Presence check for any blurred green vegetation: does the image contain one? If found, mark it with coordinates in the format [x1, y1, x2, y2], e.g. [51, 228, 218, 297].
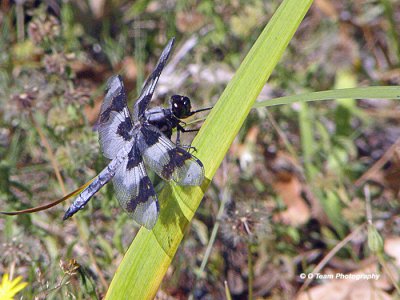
[1, 0, 400, 299]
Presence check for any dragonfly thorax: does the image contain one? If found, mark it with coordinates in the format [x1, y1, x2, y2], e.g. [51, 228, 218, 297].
[144, 106, 179, 139]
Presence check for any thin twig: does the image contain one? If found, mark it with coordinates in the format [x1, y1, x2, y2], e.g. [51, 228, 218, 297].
[355, 137, 400, 188]
[247, 243, 254, 300]
[377, 253, 400, 294]
[265, 109, 299, 161]
[200, 178, 229, 273]
[364, 185, 373, 225]
[16, 1, 24, 42]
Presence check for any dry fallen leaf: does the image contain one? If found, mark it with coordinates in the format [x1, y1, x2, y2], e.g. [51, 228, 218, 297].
[89, 0, 106, 19]
[384, 237, 400, 269]
[267, 152, 311, 226]
[176, 10, 205, 33]
[314, 0, 339, 20]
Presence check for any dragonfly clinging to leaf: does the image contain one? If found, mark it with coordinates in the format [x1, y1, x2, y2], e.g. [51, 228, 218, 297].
[1, 37, 211, 230]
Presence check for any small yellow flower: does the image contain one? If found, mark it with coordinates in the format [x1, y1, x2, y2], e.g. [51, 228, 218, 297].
[0, 274, 28, 300]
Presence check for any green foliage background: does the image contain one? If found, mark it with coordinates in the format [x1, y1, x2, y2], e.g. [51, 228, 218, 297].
[1, 0, 400, 299]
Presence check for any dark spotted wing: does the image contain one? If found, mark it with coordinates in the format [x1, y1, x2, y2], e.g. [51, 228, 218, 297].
[98, 75, 134, 159]
[137, 124, 204, 186]
[112, 141, 159, 229]
[133, 38, 175, 121]
[63, 144, 130, 220]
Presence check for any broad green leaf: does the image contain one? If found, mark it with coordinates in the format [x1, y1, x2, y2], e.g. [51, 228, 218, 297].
[105, 0, 313, 299]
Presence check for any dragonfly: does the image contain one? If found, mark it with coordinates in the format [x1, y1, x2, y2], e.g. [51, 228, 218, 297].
[1, 37, 210, 229]
[144, 94, 212, 146]
[61, 37, 208, 229]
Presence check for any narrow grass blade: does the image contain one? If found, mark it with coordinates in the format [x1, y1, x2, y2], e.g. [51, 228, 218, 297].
[253, 86, 400, 108]
[105, 0, 313, 299]
[225, 281, 233, 300]
[299, 102, 315, 179]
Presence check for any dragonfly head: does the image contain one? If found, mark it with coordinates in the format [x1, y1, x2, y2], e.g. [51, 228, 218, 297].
[170, 95, 192, 119]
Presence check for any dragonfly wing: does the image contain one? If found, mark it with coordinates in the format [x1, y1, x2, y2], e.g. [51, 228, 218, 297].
[133, 38, 175, 120]
[98, 75, 134, 159]
[112, 142, 159, 229]
[137, 124, 204, 186]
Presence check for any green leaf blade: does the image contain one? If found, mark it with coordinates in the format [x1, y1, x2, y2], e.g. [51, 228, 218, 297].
[197, 0, 314, 180]
[254, 86, 400, 108]
[105, 0, 313, 299]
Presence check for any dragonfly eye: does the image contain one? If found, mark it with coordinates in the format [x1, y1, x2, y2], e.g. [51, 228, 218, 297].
[170, 95, 192, 118]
